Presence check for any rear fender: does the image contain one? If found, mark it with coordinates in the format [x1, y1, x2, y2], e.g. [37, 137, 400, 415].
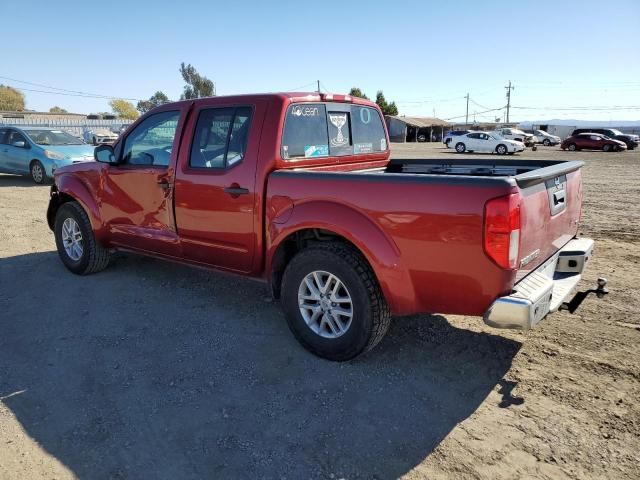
[52, 174, 107, 242]
[267, 201, 415, 314]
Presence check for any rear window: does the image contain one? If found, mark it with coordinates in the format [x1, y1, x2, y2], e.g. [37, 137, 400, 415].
[281, 103, 387, 159]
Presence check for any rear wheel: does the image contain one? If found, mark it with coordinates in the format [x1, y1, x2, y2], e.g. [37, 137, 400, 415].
[455, 142, 466, 153]
[54, 202, 111, 275]
[281, 243, 390, 361]
[30, 160, 47, 184]
[603, 144, 611, 152]
[568, 143, 577, 151]
[496, 144, 508, 155]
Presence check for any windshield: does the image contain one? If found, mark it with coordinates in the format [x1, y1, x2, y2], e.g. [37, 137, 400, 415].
[608, 129, 623, 136]
[25, 129, 84, 145]
[534, 130, 547, 136]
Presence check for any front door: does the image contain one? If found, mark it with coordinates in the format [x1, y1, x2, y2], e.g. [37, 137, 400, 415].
[99, 108, 186, 256]
[173, 100, 266, 273]
[4, 130, 31, 173]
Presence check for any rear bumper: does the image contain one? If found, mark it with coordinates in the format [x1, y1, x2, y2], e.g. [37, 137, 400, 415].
[484, 237, 594, 329]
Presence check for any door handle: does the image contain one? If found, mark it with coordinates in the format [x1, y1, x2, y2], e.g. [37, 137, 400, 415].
[224, 186, 249, 196]
[157, 179, 171, 190]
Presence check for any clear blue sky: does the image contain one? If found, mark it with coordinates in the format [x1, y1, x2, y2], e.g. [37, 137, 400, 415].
[3, 0, 639, 121]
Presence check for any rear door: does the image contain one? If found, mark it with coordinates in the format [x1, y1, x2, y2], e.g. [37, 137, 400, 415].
[173, 99, 267, 272]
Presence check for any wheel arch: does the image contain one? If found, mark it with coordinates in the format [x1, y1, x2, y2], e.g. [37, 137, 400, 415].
[267, 201, 414, 315]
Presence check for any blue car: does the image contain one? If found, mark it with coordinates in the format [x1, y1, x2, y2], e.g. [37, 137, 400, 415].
[0, 126, 95, 184]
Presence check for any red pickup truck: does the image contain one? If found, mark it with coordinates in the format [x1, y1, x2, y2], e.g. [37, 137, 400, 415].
[47, 93, 604, 360]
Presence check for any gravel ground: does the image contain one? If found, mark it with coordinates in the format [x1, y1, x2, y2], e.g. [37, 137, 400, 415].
[0, 143, 638, 479]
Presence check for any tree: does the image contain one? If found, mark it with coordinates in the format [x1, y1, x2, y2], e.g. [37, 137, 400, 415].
[179, 62, 215, 99]
[49, 106, 68, 114]
[375, 90, 398, 116]
[109, 99, 139, 120]
[136, 91, 170, 114]
[348, 87, 369, 100]
[0, 85, 25, 111]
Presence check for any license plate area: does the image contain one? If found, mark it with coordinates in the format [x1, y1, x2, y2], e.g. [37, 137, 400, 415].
[546, 174, 567, 216]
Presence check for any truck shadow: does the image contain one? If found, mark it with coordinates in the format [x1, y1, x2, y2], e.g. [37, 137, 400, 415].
[0, 174, 48, 188]
[0, 252, 522, 480]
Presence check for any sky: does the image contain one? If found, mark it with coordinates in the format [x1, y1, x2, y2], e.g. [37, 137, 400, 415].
[3, 0, 640, 122]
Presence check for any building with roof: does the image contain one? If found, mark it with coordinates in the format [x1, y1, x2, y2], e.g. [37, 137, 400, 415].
[385, 116, 450, 143]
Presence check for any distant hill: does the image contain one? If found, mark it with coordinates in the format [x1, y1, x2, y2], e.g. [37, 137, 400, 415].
[519, 119, 640, 127]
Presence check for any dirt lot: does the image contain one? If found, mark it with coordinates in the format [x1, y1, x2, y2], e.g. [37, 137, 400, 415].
[1, 143, 638, 479]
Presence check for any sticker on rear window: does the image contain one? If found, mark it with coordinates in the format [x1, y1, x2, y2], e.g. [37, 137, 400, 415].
[304, 145, 329, 157]
[354, 143, 373, 154]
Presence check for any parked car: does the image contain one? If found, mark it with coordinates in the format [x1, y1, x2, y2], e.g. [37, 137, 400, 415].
[47, 93, 602, 360]
[494, 128, 536, 147]
[0, 126, 95, 184]
[83, 128, 118, 146]
[571, 128, 638, 150]
[561, 133, 627, 152]
[524, 129, 561, 146]
[452, 132, 524, 155]
[443, 129, 472, 147]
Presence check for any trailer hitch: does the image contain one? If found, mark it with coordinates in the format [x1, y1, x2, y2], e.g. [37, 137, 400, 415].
[559, 277, 609, 314]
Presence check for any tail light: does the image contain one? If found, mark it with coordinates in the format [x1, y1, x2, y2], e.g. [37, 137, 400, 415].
[484, 193, 521, 269]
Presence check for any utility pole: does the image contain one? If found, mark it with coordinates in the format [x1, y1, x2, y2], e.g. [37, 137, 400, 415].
[465, 93, 469, 126]
[317, 80, 321, 93]
[505, 80, 514, 123]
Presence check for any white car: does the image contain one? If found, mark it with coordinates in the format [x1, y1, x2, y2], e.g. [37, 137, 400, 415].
[493, 128, 535, 147]
[83, 128, 118, 146]
[527, 129, 561, 146]
[452, 132, 525, 155]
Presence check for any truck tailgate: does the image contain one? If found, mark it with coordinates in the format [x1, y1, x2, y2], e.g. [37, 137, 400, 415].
[515, 166, 582, 281]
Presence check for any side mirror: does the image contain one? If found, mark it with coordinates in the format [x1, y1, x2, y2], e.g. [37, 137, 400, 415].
[95, 144, 117, 164]
[12, 141, 27, 148]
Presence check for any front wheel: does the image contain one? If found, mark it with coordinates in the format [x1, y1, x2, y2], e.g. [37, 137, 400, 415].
[30, 160, 47, 184]
[603, 144, 612, 152]
[54, 202, 111, 275]
[496, 144, 508, 155]
[568, 143, 577, 151]
[281, 243, 390, 361]
[543, 138, 551, 146]
[455, 142, 466, 153]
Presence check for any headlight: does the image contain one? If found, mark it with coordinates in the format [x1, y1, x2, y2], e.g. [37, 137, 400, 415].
[44, 150, 66, 160]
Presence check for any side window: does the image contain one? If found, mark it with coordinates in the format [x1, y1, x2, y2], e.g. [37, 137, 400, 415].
[7, 131, 28, 147]
[468, 133, 481, 139]
[122, 110, 180, 167]
[351, 106, 387, 153]
[282, 104, 328, 159]
[0, 128, 8, 145]
[189, 106, 252, 169]
[591, 135, 600, 141]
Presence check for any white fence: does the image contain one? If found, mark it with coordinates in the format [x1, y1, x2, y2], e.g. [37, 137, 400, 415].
[0, 118, 134, 137]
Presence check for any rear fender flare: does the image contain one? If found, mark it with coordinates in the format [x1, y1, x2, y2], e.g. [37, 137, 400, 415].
[267, 201, 415, 314]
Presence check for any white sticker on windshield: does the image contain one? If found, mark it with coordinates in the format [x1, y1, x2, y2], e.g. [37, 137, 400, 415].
[329, 114, 349, 147]
[381, 138, 387, 150]
[304, 145, 329, 157]
[354, 143, 373, 154]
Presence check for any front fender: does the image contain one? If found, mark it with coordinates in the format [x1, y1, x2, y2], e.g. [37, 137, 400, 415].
[53, 173, 107, 242]
[267, 200, 416, 315]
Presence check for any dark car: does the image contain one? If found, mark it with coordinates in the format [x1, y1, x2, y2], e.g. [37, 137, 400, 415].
[571, 128, 638, 150]
[443, 129, 472, 146]
[561, 133, 627, 152]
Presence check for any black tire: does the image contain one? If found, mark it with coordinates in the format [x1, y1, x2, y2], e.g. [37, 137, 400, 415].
[281, 243, 391, 361]
[496, 144, 508, 155]
[92, 136, 98, 146]
[603, 144, 611, 152]
[568, 143, 577, 151]
[543, 138, 551, 146]
[455, 142, 466, 153]
[445, 138, 451, 146]
[54, 202, 110, 275]
[30, 160, 47, 184]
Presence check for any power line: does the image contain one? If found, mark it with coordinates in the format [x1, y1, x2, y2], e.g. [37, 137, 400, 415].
[0, 75, 142, 101]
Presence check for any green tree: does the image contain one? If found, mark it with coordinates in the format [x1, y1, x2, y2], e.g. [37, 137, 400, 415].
[375, 91, 398, 116]
[348, 87, 369, 100]
[49, 106, 68, 114]
[179, 63, 215, 99]
[109, 99, 139, 120]
[136, 91, 170, 114]
[0, 85, 25, 111]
